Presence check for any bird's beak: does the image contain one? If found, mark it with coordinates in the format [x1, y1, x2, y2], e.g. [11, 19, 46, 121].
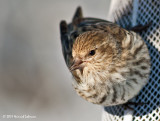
[70, 59, 84, 71]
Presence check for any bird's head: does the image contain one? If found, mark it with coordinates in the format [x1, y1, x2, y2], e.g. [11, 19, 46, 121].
[70, 31, 117, 74]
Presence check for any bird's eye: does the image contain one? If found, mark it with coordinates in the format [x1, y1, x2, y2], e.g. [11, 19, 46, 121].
[89, 50, 95, 56]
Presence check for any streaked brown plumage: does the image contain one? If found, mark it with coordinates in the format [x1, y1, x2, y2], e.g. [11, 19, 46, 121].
[60, 7, 150, 106]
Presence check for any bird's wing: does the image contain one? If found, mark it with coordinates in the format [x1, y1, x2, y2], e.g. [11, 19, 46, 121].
[60, 6, 126, 68]
[60, 7, 83, 68]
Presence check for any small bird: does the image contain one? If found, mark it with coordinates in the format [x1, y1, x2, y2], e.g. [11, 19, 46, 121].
[60, 7, 150, 106]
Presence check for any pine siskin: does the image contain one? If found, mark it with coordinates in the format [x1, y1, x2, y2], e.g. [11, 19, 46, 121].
[60, 7, 150, 106]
